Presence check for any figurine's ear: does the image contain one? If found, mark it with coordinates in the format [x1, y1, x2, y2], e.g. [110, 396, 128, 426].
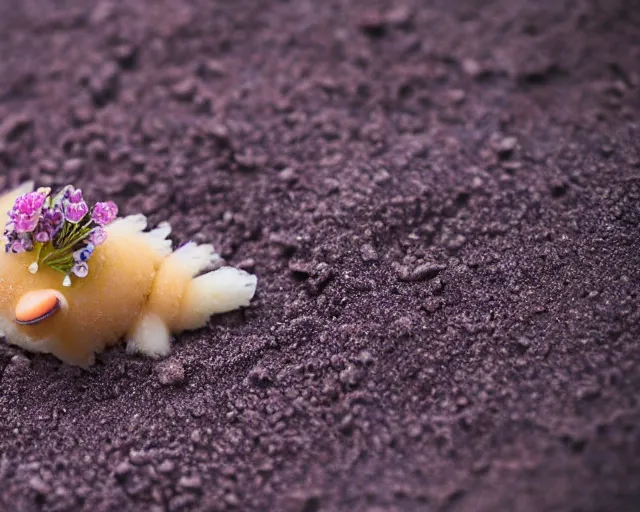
[14, 289, 67, 327]
[0, 181, 34, 223]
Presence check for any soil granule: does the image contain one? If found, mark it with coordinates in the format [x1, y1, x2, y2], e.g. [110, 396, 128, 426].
[1, 1, 639, 511]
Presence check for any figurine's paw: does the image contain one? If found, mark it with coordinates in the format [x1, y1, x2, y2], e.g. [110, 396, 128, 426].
[126, 313, 171, 358]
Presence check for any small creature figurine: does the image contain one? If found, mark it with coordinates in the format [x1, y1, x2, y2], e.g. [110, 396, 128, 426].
[0, 182, 257, 367]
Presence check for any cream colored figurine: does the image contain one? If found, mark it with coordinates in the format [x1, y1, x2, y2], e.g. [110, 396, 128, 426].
[0, 182, 257, 367]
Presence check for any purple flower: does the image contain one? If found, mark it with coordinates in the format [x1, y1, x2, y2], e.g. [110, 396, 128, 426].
[69, 188, 84, 204]
[89, 226, 107, 246]
[4, 222, 16, 240]
[3, 223, 18, 251]
[92, 201, 118, 225]
[65, 201, 89, 223]
[10, 241, 25, 253]
[31, 207, 59, 244]
[42, 207, 65, 236]
[72, 262, 89, 278]
[20, 235, 34, 251]
[10, 191, 48, 233]
[73, 243, 95, 263]
[34, 230, 50, 243]
[57, 185, 89, 223]
[43, 207, 64, 225]
[4, 224, 34, 253]
[10, 239, 27, 253]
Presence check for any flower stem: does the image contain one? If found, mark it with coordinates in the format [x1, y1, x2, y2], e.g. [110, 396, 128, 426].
[33, 242, 43, 263]
[42, 226, 91, 265]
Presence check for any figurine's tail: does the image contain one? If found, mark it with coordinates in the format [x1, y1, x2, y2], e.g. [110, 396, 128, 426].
[177, 266, 257, 331]
[146, 240, 257, 334]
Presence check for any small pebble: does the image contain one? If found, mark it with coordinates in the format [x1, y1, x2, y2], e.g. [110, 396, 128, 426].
[423, 298, 443, 314]
[11, 354, 31, 369]
[462, 58, 482, 78]
[398, 263, 446, 282]
[448, 89, 466, 104]
[224, 493, 240, 507]
[171, 78, 198, 102]
[407, 424, 423, 439]
[385, 5, 412, 26]
[339, 365, 362, 386]
[360, 244, 379, 262]
[197, 59, 226, 79]
[235, 147, 269, 169]
[156, 360, 185, 386]
[63, 158, 84, 174]
[157, 460, 176, 474]
[114, 461, 132, 481]
[495, 137, 518, 158]
[203, 121, 229, 143]
[237, 258, 256, 271]
[71, 104, 95, 126]
[357, 350, 374, 365]
[179, 474, 202, 491]
[29, 476, 51, 495]
[339, 414, 354, 434]
[87, 139, 108, 160]
[129, 450, 148, 465]
[278, 167, 298, 184]
[113, 43, 139, 69]
[576, 386, 601, 401]
[248, 366, 272, 388]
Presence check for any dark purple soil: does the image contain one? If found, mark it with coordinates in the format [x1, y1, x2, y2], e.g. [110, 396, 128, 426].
[1, 1, 639, 511]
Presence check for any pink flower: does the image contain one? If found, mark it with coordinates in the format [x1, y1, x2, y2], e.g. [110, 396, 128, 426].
[92, 201, 118, 225]
[10, 191, 47, 233]
[65, 201, 89, 223]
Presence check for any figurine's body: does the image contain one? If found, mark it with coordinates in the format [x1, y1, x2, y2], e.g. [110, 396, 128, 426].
[0, 182, 257, 367]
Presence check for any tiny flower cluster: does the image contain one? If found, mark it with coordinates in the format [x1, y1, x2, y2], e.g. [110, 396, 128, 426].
[4, 185, 118, 286]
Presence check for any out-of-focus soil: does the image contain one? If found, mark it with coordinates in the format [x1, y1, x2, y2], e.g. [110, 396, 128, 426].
[1, 0, 639, 510]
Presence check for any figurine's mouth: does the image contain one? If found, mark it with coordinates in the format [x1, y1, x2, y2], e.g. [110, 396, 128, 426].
[14, 289, 65, 326]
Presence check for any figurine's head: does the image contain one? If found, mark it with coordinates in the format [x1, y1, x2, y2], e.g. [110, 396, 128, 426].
[0, 183, 120, 361]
